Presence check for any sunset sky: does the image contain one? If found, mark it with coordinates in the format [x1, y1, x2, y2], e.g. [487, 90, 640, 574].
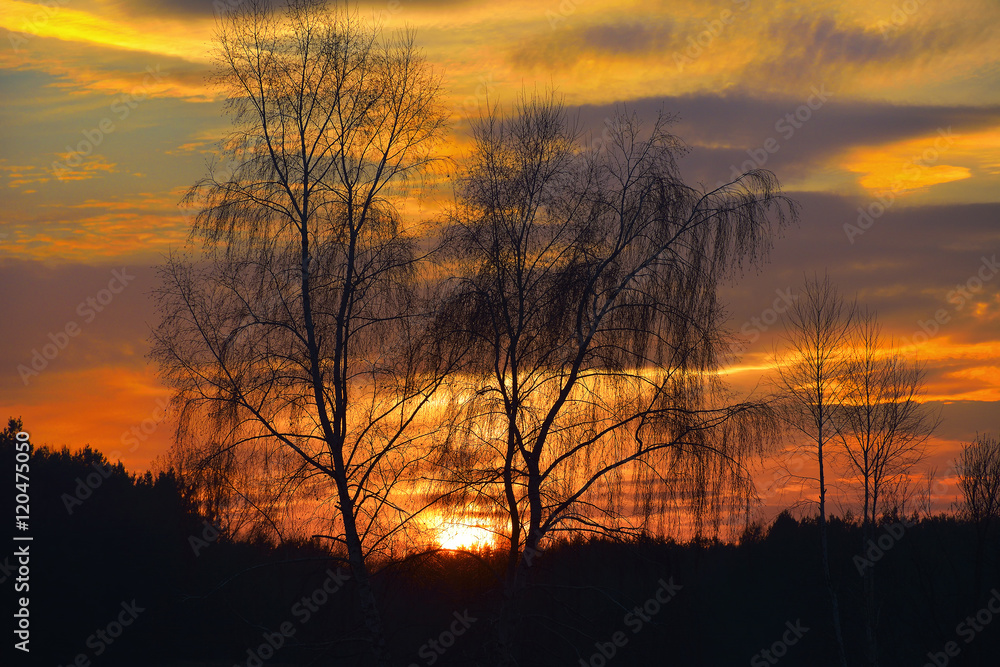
[2, 0, 998, 517]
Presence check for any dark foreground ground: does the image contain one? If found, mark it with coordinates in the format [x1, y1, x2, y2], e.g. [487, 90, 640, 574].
[3, 436, 999, 667]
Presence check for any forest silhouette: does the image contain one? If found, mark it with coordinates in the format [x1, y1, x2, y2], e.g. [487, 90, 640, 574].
[8, 1, 999, 666]
[3, 418, 999, 666]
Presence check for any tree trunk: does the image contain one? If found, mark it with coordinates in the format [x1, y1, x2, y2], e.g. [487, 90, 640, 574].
[495, 425, 523, 667]
[862, 519, 878, 667]
[301, 226, 391, 667]
[344, 512, 393, 667]
[818, 432, 849, 667]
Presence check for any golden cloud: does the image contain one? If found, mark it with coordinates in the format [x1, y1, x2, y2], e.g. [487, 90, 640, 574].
[839, 127, 1000, 196]
[1, 0, 215, 62]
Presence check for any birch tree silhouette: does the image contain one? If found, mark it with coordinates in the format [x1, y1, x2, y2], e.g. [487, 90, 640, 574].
[151, 2, 450, 663]
[956, 433, 1000, 605]
[836, 311, 937, 667]
[772, 274, 853, 667]
[435, 93, 797, 599]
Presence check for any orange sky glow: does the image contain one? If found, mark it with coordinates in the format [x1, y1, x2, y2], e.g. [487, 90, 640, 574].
[2, 0, 999, 541]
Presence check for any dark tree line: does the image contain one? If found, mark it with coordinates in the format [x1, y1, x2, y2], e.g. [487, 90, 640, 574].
[5, 415, 1000, 666]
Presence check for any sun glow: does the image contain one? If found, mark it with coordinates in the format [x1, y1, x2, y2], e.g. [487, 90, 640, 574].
[436, 522, 495, 551]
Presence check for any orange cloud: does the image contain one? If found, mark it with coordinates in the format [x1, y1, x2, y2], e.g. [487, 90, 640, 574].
[48, 153, 118, 182]
[1, 160, 51, 188]
[841, 128, 974, 195]
[3, 190, 191, 262]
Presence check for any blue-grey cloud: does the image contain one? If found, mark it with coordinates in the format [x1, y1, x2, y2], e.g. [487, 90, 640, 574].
[564, 94, 1000, 190]
[509, 19, 675, 70]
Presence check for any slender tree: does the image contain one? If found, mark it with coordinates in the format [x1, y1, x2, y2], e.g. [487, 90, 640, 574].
[837, 310, 937, 667]
[956, 433, 1000, 597]
[151, 2, 450, 663]
[434, 94, 795, 661]
[771, 274, 852, 667]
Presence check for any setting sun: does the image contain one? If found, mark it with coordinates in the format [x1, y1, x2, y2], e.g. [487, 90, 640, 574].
[436, 522, 495, 551]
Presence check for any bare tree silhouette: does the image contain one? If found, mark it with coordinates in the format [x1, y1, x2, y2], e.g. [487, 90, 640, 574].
[772, 273, 853, 667]
[956, 433, 1000, 598]
[836, 310, 938, 667]
[433, 93, 796, 660]
[151, 1, 451, 663]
